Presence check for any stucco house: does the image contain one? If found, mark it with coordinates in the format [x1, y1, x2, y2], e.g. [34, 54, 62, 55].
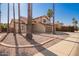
[9, 16, 52, 33]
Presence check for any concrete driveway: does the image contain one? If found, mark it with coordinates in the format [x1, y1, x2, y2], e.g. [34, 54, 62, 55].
[34, 32, 79, 56]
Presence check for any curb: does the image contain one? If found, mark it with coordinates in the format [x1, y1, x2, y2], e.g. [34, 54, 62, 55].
[0, 38, 55, 48]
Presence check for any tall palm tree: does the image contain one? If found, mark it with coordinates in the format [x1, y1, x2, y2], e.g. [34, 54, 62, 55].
[52, 3, 55, 34]
[0, 3, 1, 32]
[0, 3, 1, 23]
[13, 3, 16, 34]
[7, 3, 9, 33]
[18, 3, 21, 34]
[26, 3, 33, 40]
[47, 3, 55, 34]
[72, 17, 78, 30]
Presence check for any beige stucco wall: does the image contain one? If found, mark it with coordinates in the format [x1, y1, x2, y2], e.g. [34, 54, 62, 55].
[15, 23, 45, 33]
[20, 24, 27, 33]
[33, 23, 45, 33]
[15, 23, 18, 33]
[15, 24, 27, 33]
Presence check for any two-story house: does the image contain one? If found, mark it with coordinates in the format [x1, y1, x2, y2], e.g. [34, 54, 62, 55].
[9, 16, 52, 33]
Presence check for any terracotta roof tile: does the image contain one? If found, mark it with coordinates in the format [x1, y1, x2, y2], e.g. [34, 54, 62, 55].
[9, 16, 50, 28]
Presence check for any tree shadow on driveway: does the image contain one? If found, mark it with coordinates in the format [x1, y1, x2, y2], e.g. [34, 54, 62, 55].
[0, 33, 9, 42]
[20, 33, 57, 56]
[0, 49, 9, 56]
[13, 33, 19, 56]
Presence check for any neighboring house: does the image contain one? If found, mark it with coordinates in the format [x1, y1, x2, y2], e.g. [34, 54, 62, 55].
[9, 16, 52, 33]
[55, 21, 74, 32]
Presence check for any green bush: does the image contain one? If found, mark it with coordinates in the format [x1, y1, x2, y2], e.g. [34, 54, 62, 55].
[0, 23, 8, 32]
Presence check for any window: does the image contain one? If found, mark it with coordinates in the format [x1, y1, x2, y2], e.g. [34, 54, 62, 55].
[43, 19, 46, 23]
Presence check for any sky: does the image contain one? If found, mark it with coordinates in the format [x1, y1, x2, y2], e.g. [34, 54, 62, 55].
[0, 3, 53, 23]
[55, 3, 79, 26]
[0, 3, 79, 26]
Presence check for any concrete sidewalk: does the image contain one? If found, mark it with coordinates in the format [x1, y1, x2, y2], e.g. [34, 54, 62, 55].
[34, 32, 79, 56]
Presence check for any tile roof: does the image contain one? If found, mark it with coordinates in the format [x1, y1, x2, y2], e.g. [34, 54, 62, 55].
[10, 15, 49, 24]
[34, 16, 50, 20]
[9, 16, 50, 28]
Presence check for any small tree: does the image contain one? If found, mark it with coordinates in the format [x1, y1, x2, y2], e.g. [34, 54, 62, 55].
[0, 23, 8, 32]
[0, 24, 2, 32]
[72, 17, 78, 31]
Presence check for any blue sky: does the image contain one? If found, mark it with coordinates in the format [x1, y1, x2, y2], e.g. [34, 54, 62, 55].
[55, 3, 79, 26]
[0, 3, 53, 23]
[0, 3, 79, 26]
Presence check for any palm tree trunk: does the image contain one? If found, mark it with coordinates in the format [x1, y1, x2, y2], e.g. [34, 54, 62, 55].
[18, 3, 21, 34]
[27, 3, 32, 33]
[0, 3, 1, 32]
[26, 3, 33, 40]
[52, 3, 55, 34]
[0, 3, 1, 23]
[7, 3, 9, 33]
[13, 3, 16, 35]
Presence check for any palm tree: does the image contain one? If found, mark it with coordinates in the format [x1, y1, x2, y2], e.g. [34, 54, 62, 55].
[7, 3, 9, 33]
[47, 9, 53, 19]
[72, 17, 78, 31]
[52, 3, 56, 34]
[0, 3, 1, 23]
[26, 3, 33, 40]
[0, 3, 1, 32]
[47, 3, 55, 34]
[13, 3, 16, 34]
[18, 3, 21, 34]
[47, 9, 53, 33]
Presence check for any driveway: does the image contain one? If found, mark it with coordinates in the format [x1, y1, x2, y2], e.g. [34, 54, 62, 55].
[34, 32, 79, 56]
[0, 32, 67, 56]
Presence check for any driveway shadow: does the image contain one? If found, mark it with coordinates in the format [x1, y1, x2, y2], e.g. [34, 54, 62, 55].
[0, 33, 9, 42]
[13, 33, 19, 56]
[20, 33, 57, 56]
[13, 33, 33, 56]
[0, 49, 9, 56]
